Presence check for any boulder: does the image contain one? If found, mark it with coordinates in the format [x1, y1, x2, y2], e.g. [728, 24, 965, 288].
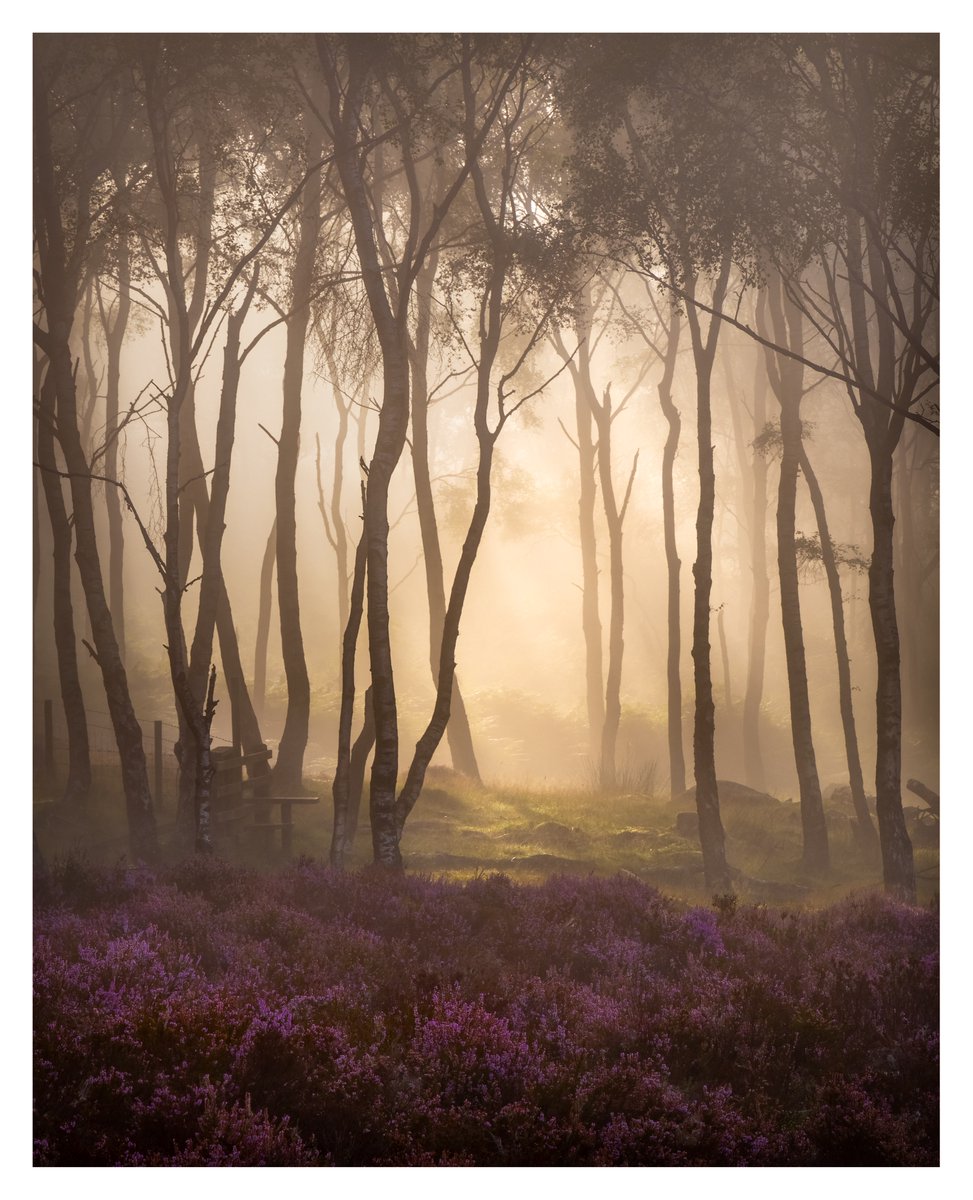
[673, 780, 782, 812]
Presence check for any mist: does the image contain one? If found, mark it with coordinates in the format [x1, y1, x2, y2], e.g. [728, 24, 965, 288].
[32, 30, 939, 1169]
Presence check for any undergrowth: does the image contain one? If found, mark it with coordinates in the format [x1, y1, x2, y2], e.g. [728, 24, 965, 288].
[34, 855, 938, 1166]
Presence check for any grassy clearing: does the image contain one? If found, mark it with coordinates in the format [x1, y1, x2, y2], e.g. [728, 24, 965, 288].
[35, 763, 939, 908]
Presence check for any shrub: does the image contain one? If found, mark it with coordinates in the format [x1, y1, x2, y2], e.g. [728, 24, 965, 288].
[34, 864, 938, 1166]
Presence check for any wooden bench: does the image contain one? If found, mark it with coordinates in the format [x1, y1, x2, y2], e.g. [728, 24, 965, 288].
[246, 796, 321, 856]
[211, 745, 320, 855]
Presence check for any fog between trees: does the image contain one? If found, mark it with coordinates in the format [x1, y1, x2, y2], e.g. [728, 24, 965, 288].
[33, 34, 938, 899]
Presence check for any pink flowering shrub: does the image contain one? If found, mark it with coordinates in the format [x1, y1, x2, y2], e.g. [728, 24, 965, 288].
[34, 855, 938, 1165]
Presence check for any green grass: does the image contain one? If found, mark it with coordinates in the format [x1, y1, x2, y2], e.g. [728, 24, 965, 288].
[34, 762, 939, 908]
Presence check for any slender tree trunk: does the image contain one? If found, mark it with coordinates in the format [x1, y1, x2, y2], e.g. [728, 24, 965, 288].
[409, 250, 481, 779]
[101, 224, 130, 659]
[742, 344, 769, 790]
[589, 385, 635, 790]
[722, 342, 763, 774]
[37, 376, 91, 805]
[363, 342, 411, 866]
[329, 419, 351, 659]
[215, 587, 265, 754]
[569, 286, 606, 766]
[313, 358, 351, 675]
[778, 421, 829, 871]
[346, 688, 376, 848]
[58, 353, 156, 857]
[322, 48, 407, 868]
[657, 303, 685, 796]
[895, 426, 920, 730]
[78, 279, 99, 458]
[144, 45, 230, 853]
[187, 281, 256, 708]
[33, 69, 157, 859]
[254, 519, 276, 717]
[866, 432, 916, 900]
[395, 436, 496, 830]
[332, 485, 367, 867]
[762, 278, 829, 874]
[685, 260, 732, 893]
[394, 63, 527, 836]
[172, 410, 269, 769]
[394, 288, 503, 831]
[273, 115, 324, 792]
[175, 137, 216, 589]
[178, 423, 266, 759]
[840, 60, 917, 900]
[800, 444, 879, 857]
[320, 35, 510, 864]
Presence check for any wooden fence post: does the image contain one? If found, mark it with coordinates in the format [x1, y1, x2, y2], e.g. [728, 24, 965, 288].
[154, 720, 164, 809]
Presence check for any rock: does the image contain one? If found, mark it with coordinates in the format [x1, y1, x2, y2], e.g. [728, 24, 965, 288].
[674, 780, 781, 812]
[531, 821, 588, 849]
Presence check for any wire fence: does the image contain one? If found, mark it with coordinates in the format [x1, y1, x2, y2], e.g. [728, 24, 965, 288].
[34, 698, 236, 812]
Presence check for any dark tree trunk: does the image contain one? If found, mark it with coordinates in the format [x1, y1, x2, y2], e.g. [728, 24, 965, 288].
[322, 45, 409, 868]
[685, 260, 732, 894]
[742, 343, 769, 790]
[799, 40, 925, 901]
[254, 518, 276, 717]
[331, 486, 368, 868]
[167, 393, 267, 785]
[800, 444, 879, 857]
[33, 67, 157, 860]
[762, 278, 830, 874]
[657, 303, 685, 796]
[394, 59, 530, 837]
[100, 223, 130, 659]
[395, 434, 496, 832]
[215, 586, 265, 755]
[273, 115, 324, 792]
[394, 274, 503, 832]
[143, 46, 238, 853]
[778, 421, 829, 871]
[60, 358, 156, 859]
[409, 249, 481, 780]
[172, 415, 269, 773]
[320, 35, 510, 865]
[895, 427, 920, 730]
[313, 354, 351, 675]
[346, 687, 376, 849]
[866, 434, 916, 900]
[778, 437, 829, 872]
[363, 343, 411, 867]
[187, 281, 256, 713]
[78, 279, 99, 461]
[36, 374, 91, 806]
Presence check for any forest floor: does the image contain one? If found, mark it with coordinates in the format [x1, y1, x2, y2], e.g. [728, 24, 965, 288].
[33, 768, 940, 1166]
[34, 763, 941, 907]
